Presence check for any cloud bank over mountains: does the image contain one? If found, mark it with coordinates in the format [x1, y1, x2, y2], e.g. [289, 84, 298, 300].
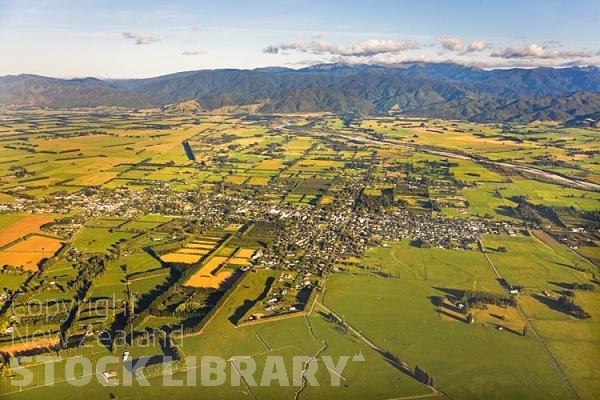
[263, 39, 420, 57]
[264, 36, 598, 68]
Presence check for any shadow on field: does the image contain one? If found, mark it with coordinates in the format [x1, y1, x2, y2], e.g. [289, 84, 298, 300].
[532, 293, 570, 316]
[496, 205, 515, 218]
[427, 295, 442, 307]
[431, 286, 464, 299]
[554, 262, 585, 272]
[136, 269, 181, 312]
[437, 309, 467, 323]
[316, 310, 329, 320]
[124, 355, 163, 374]
[548, 281, 574, 289]
[228, 276, 275, 325]
[375, 349, 418, 380]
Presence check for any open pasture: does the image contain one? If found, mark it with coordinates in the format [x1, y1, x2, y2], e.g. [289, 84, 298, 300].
[71, 227, 136, 253]
[0, 235, 63, 271]
[0, 214, 56, 247]
[323, 240, 575, 399]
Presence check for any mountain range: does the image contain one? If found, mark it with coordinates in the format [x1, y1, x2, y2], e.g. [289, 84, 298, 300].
[2, 62, 600, 122]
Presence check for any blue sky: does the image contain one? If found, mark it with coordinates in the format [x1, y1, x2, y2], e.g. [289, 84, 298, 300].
[1, 0, 599, 78]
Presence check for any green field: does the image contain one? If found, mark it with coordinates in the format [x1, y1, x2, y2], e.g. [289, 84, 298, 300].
[323, 240, 580, 399]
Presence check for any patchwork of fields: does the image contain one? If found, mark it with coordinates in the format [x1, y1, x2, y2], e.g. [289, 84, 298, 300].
[0, 110, 598, 399]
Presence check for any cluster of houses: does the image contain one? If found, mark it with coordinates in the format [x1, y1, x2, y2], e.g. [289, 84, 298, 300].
[2, 151, 523, 301]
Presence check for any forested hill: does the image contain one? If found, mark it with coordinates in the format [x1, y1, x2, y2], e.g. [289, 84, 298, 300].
[2, 63, 600, 122]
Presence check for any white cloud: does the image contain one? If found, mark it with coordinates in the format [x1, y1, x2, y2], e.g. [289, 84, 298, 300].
[438, 37, 464, 52]
[491, 43, 591, 59]
[465, 41, 489, 53]
[263, 38, 419, 57]
[121, 32, 160, 45]
[324, 51, 600, 70]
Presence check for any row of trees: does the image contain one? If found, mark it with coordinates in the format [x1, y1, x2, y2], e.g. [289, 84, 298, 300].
[462, 290, 517, 308]
[562, 282, 595, 291]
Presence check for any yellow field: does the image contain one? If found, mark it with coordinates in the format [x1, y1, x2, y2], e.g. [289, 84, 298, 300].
[159, 236, 222, 264]
[184, 256, 233, 288]
[234, 137, 264, 146]
[247, 176, 270, 185]
[254, 159, 284, 170]
[228, 258, 251, 266]
[201, 236, 223, 241]
[160, 252, 203, 264]
[235, 248, 255, 258]
[177, 248, 210, 255]
[0, 336, 61, 357]
[224, 175, 247, 185]
[386, 171, 406, 178]
[200, 256, 229, 273]
[377, 149, 398, 158]
[188, 241, 218, 247]
[284, 138, 313, 152]
[0, 193, 15, 203]
[0, 235, 63, 271]
[185, 243, 214, 249]
[472, 304, 525, 332]
[0, 215, 56, 247]
[70, 171, 120, 186]
[185, 270, 235, 289]
[319, 195, 334, 205]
